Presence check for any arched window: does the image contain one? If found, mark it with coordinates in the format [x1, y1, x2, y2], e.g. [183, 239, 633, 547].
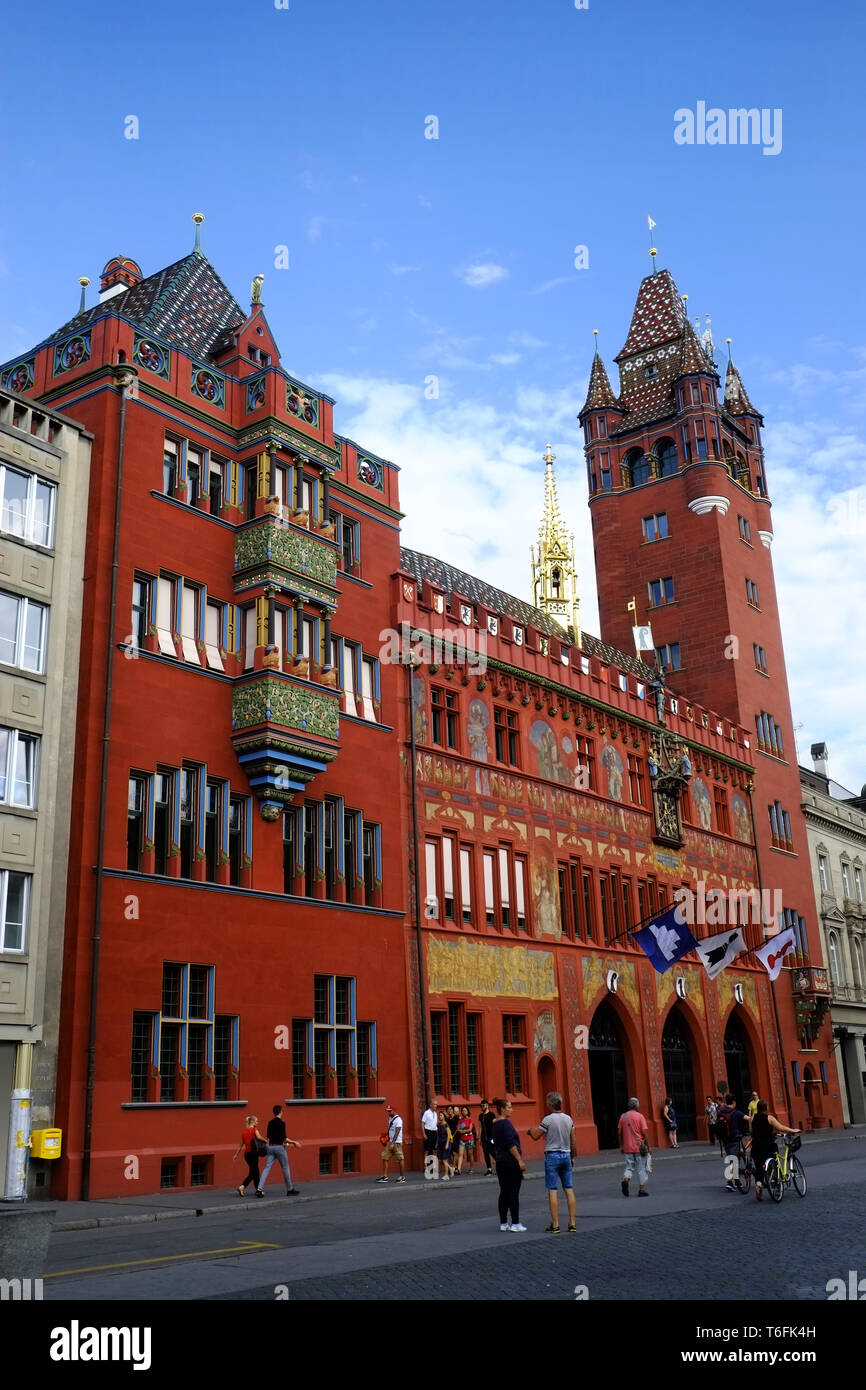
[828, 931, 843, 986]
[657, 439, 678, 477]
[625, 448, 650, 486]
[552, 568, 561, 598]
[853, 938, 864, 990]
[723, 447, 737, 479]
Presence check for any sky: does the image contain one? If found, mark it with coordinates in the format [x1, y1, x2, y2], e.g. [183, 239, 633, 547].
[2, 0, 865, 790]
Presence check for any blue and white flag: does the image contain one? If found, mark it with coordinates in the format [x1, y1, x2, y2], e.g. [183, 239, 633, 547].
[634, 905, 698, 974]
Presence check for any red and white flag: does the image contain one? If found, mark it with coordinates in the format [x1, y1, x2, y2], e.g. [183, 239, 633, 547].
[755, 927, 796, 981]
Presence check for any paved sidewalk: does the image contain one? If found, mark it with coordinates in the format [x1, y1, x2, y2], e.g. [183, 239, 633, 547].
[34, 1128, 862, 1232]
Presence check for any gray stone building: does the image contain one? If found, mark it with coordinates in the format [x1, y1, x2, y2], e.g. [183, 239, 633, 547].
[0, 387, 91, 1196]
[801, 743, 866, 1125]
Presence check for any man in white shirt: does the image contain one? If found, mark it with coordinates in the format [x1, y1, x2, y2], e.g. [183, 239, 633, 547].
[421, 1099, 438, 1177]
[378, 1103, 406, 1183]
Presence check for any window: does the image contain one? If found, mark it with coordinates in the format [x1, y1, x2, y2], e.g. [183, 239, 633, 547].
[503, 1016, 526, 1094]
[855, 867, 864, 903]
[136, 962, 237, 1103]
[499, 846, 511, 927]
[0, 591, 48, 673]
[583, 869, 596, 940]
[460, 847, 473, 924]
[179, 767, 198, 878]
[600, 459, 612, 492]
[208, 456, 224, 513]
[204, 781, 221, 883]
[643, 363, 658, 381]
[515, 856, 527, 931]
[626, 449, 651, 487]
[180, 584, 200, 664]
[647, 576, 675, 607]
[431, 1003, 482, 1097]
[228, 796, 244, 886]
[657, 441, 677, 477]
[333, 513, 360, 571]
[575, 735, 595, 790]
[131, 577, 150, 651]
[599, 873, 612, 943]
[204, 600, 224, 670]
[431, 687, 458, 749]
[340, 640, 359, 717]
[853, 938, 864, 989]
[779, 907, 808, 960]
[841, 862, 852, 901]
[642, 512, 668, 543]
[163, 439, 179, 496]
[343, 807, 359, 898]
[154, 770, 173, 876]
[738, 515, 752, 543]
[0, 728, 39, 808]
[483, 851, 496, 927]
[127, 774, 147, 871]
[768, 800, 793, 851]
[828, 931, 842, 986]
[361, 657, 378, 722]
[753, 643, 767, 673]
[0, 871, 30, 952]
[294, 976, 376, 1099]
[746, 578, 760, 607]
[303, 802, 318, 896]
[755, 712, 784, 757]
[655, 642, 681, 672]
[713, 785, 731, 836]
[627, 754, 645, 807]
[494, 706, 520, 766]
[0, 465, 55, 548]
[155, 576, 176, 657]
[186, 448, 202, 507]
[362, 821, 378, 904]
[324, 797, 338, 900]
[817, 854, 829, 893]
[441, 834, 455, 920]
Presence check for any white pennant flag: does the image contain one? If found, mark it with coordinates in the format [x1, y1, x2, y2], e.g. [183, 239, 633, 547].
[633, 624, 654, 654]
[755, 927, 797, 982]
[648, 215, 657, 230]
[696, 928, 746, 980]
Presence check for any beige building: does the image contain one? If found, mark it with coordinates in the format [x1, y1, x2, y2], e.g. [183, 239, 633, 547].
[801, 743, 866, 1126]
[0, 387, 91, 1196]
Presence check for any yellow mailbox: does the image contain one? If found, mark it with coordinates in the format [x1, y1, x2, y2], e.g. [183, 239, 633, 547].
[30, 1128, 62, 1160]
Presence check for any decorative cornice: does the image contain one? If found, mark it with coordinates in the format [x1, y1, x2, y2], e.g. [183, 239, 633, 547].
[687, 495, 730, 516]
[758, 529, 773, 549]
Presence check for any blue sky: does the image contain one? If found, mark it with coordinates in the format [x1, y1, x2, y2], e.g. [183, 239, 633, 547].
[2, 0, 865, 788]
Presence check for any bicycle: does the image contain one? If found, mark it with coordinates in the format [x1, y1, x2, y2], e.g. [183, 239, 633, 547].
[764, 1133, 806, 1203]
[726, 1135, 753, 1193]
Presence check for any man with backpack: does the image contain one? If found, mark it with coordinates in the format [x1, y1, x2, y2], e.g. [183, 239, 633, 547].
[717, 1092, 748, 1191]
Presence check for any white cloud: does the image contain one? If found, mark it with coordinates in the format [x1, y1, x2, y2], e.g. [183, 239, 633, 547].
[417, 194, 433, 211]
[489, 352, 521, 366]
[458, 262, 509, 289]
[509, 331, 547, 349]
[390, 265, 422, 276]
[307, 216, 324, 242]
[530, 276, 572, 294]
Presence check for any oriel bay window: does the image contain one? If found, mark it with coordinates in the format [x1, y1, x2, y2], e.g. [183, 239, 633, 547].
[292, 975, 377, 1098]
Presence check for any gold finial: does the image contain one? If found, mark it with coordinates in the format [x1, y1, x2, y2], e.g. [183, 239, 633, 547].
[193, 213, 205, 251]
[78, 276, 90, 312]
[543, 443, 556, 465]
[78, 276, 90, 287]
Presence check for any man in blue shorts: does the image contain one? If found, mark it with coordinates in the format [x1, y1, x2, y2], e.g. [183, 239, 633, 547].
[528, 1091, 577, 1233]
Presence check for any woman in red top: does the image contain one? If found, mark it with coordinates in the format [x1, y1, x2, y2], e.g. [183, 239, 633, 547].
[457, 1106, 477, 1174]
[234, 1114, 265, 1196]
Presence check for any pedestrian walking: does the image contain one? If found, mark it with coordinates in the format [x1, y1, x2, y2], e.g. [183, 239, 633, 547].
[662, 1096, 679, 1149]
[422, 1098, 438, 1178]
[233, 1114, 265, 1196]
[528, 1091, 577, 1233]
[446, 1105, 461, 1175]
[747, 1091, 760, 1123]
[618, 1097, 651, 1197]
[456, 1105, 477, 1173]
[750, 1101, 799, 1201]
[436, 1110, 453, 1179]
[491, 1097, 526, 1231]
[478, 1099, 495, 1175]
[378, 1103, 406, 1183]
[704, 1095, 719, 1146]
[256, 1104, 302, 1197]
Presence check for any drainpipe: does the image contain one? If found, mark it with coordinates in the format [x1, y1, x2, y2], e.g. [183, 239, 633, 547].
[81, 359, 138, 1200]
[746, 780, 793, 1119]
[407, 661, 431, 1105]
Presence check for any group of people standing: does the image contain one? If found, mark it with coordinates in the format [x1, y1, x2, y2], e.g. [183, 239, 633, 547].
[422, 1099, 496, 1177]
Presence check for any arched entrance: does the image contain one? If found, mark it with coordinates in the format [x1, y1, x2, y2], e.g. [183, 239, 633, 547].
[662, 1008, 697, 1139]
[723, 1013, 753, 1106]
[588, 1000, 629, 1149]
[537, 1054, 557, 1104]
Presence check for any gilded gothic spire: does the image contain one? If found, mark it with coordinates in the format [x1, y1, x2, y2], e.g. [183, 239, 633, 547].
[530, 444, 581, 647]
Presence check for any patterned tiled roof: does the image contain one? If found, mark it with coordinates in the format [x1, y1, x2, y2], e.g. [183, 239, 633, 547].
[677, 321, 716, 379]
[47, 251, 246, 360]
[616, 268, 687, 361]
[580, 352, 620, 415]
[399, 547, 654, 679]
[609, 382, 677, 436]
[724, 358, 758, 416]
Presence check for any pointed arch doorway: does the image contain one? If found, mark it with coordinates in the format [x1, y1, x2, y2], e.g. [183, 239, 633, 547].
[662, 1007, 697, 1139]
[723, 1012, 753, 1107]
[588, 1000, 629, 1149]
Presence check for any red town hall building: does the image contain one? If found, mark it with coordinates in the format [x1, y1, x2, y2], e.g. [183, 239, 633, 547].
[0, 233, 841, 1198]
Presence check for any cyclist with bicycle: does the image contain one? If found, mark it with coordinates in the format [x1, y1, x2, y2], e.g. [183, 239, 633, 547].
[750, 1099, 799, 1201]
[719, 1092, 749, 1191]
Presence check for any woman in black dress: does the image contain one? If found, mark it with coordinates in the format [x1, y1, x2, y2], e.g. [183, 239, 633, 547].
[491, 1097, 526, 1231]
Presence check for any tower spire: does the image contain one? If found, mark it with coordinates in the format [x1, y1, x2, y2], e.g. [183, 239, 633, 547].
[530, 445, 581, 647]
